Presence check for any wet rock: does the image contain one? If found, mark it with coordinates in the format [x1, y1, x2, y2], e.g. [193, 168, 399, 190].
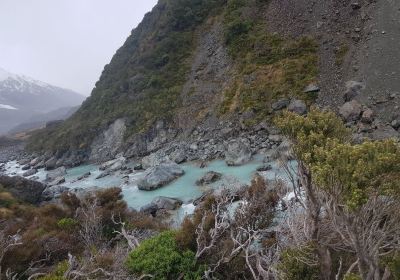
[49, 176, 65, 186]
[140, 203, 158, 216]
[151, 196, 183, 211]
[77, 172, 91, 181]
[137, 162, 184, 191]
[46, 167, 67, 182]
[45, 157, 57, 170]
[96, 170, 111, 179]
[0, 175, 46, 205]
[339, 100, 362, 122]
[271, 99, 290, 111]
[196, 171, 222, 186]
[21, 165, 31, 171]
[225, 138, 252, 166]
[257, 164, 273, 172]
[23, 169, 38, 177]
[287, 99, 307, 115]
[133, 163, 143, 170]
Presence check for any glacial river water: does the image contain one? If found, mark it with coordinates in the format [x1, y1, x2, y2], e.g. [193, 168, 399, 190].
[3, 155, 292, 218]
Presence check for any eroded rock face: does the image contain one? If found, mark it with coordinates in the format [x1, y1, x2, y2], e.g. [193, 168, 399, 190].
[90, 119, 126, 163]
[0, 175, 46, 205]
[137, 162, 184, 191]
[225, 138, 252, 166]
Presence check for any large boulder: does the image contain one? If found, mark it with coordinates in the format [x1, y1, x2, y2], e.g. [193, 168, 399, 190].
[137, 162, 184, 191]
[225, 138, 252, 166]
[196, 171, 222, 186]
[0, 175, 46, 205]
[339, 100, 362, 122]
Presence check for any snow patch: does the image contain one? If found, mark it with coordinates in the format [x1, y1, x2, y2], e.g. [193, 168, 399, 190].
[0, 104, 18, 110]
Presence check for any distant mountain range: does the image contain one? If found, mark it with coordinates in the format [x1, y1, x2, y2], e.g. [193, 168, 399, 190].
[0, 67, 85, 134]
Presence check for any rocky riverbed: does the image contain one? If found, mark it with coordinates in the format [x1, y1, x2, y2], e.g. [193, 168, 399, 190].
[0, 131, 293, 222]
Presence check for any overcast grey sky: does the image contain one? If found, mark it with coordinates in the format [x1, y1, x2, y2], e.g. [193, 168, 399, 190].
[0, 0, 158, 95]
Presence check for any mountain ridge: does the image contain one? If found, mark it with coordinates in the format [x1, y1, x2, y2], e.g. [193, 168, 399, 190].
[0, 67, 85, 134]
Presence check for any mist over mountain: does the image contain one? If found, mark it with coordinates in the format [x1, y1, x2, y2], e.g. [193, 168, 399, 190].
[0, 67, 85, 134]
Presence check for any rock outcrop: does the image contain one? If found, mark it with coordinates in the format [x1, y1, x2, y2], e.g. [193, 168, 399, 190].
[0, 175, 46, 205]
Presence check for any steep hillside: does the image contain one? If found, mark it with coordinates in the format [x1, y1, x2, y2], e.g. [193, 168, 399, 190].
[0, 67, 85, 133]
[28, 0, 400, 163]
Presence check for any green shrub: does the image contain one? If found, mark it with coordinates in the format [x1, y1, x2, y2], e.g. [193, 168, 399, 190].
[57, 218, 78, 231]
[126, 231, 203, 280]
[277, 246, 319, 280]
[343, 273, 362, 280]
[39, 261, 68, 280]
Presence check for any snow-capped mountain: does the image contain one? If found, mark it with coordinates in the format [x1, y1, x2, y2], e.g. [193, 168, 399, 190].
[0, 67, 85, 134]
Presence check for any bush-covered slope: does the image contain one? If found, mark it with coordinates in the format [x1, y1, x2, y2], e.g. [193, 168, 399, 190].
[27, 0, 318, 155]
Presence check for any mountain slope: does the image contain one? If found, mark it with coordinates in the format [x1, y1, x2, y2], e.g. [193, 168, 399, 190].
[0, 67, 85, 133]
[28, 0, 400, 163]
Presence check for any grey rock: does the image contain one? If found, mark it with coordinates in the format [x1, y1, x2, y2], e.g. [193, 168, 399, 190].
[196, 171, 222, 186]
[344, 81, 365, 101]
[151, 196, 183, 210]
[0, 175, 46, 205]
[339, 100, 362, 122]
[257, 164, 273, 172]
[133, 163, 143, 170]
[271, 99, 290, 111]
[45, 157, 57, 170]
[391, 119, 400, 130]
[46, 167, 67, 182]
[169, 149, 187, 164]
[361, 108, 374, 124]
[49, 176, 65, 186]
[77, 172, 91, 181]
[304, 84, 320, 93]
[225, 138, 252, 166]
[42, 185, 69, 201]
[140, 203, 158, 216]
[351, 3, 361, 9]
[96, 170, 111, 179]
[90, 119, 126, 163]
[287, 99, 307, 115]
[137, 162, 184, 191]
[21, 165, 31, 171]
[142, 152, 168, 169]
[23, 168, 38, 177]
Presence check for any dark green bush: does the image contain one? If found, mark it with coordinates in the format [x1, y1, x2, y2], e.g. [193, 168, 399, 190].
[126, 231, 203, 280]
